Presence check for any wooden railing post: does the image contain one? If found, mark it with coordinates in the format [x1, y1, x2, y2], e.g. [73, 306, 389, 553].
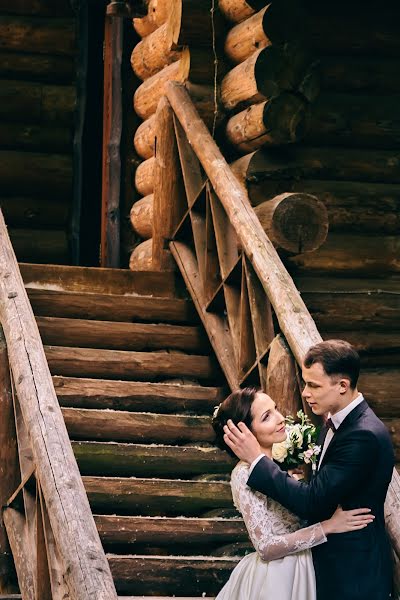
[0, 328, 18, 594]
[0, 210, 118, 599]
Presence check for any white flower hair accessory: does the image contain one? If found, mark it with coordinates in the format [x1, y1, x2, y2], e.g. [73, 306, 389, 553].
[212, 404, 221, 420]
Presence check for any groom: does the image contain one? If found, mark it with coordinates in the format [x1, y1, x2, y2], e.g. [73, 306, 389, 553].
[224, 339, 394, 600]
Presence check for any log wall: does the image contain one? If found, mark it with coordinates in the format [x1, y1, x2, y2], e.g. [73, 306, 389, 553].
[0, 1, 76, 264]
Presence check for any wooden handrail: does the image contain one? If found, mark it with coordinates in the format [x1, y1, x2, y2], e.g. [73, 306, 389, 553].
[0, 210, 118, 599]
[164, 82, 400, 590]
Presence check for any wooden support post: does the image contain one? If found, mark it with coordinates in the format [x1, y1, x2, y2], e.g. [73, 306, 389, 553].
[101, 14, 123, 267]
[0, 210, 118, 599]
[3, 508, 34, 599]
[0, 329, 18, 594]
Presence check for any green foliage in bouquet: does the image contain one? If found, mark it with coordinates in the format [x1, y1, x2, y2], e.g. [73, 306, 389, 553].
[272, 410, 321, 472]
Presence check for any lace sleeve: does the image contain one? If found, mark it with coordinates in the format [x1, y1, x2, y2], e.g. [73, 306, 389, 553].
[231, 465, 327, 562]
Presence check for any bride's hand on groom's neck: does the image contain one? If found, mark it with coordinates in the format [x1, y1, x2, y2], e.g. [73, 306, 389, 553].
[223, 420, 262, 464]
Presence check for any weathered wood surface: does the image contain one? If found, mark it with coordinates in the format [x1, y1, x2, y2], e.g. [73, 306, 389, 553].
[360, 370, 400, 418]
[130, 239, 175, 272]
[109, 554, 236, 595]
[64, 408, 215, 443]
[131, 21, 181, 81]
[134, 115, 156, 159]
[135, 157, 155, 195]
[95, 515, 246, 545]
[109, 555, 237, 596]
[266, 334, 302, 419]
[219, 0, 266, 23]
[0, 331, 19, 593]
[84, 476, 232, 515]
[73, 441, 234, 477]
[28, 288, 196, 322]
[0, 16, 75, 55]
[0, 211, 118, 599]
[0, 51, 74, 83]
[0, 122, 71, 153]
[36, 316, 207, 352]
[21, 262, 178, 298]
[2, 198, 69, 229]
[0, 81, 75, 125]
[9, 229, 69, 264]
[134, 58, 186, 120]
[166, 82, 321, 366]
[2, 509, 34, 599]
[246, 179, 400, 234]
[130, 194, 153, 239]
[0, 151, 72, 197]
[225, 94, 307, 152]
[254, 192, 328, 253]
[54, 376, 223, 413]
[45, 345, 217, 381]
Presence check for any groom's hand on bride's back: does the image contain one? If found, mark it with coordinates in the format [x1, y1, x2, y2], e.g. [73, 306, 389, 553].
[223, 420, 262, 464]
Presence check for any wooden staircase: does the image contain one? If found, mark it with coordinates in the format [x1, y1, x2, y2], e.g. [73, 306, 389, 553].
[3, 263, 251, 598]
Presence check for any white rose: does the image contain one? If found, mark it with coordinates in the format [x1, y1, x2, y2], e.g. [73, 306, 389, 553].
[272, 442, 288, 463]
[289, 424, 303, 448]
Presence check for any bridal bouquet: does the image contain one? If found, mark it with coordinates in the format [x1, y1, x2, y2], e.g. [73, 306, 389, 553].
[272, 410, 321, 472]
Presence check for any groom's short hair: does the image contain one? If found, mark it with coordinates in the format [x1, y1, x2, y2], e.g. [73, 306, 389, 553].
[304, 339, 360, 389]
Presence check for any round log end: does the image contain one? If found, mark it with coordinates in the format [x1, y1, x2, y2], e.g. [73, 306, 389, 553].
[130, 194, 154, 239]
[255, 192, 329, 253]
[129, 239, 176, 272]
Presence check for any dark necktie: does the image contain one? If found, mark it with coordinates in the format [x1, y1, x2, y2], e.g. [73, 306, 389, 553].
[326, 417, 337, 433]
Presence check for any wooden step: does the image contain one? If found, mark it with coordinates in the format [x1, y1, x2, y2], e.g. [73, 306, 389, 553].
[37, 317, 208, 353]
[28, 289, 197, 323]
[73, 442, 234, 477]
[21, 262, 178, 298]
[108, 555, 238, 596]
[64, 408, 215, 443]
[54, 376, 224, 413]
[84, 477, 232, 516]
[95, 515, 246, 546]
[45, 347, 218, 381]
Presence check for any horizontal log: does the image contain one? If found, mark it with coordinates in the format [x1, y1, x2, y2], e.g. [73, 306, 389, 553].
[0, 150, 72, 197]
[130, 21, 181, 81]
[321, 331, 400, 357]
[129, 239, 176, 272]
[9, 228, 69, 264]
[224, 1, 303, 64]
[0, 51, 74, 82]
[0, 16, 75, 55]
[109, 555, 237, 596]
[383, 419, 400, 461]
[219, 0, 266, 23]
[27, 288, 197, 323]
[0, 80, 75, 125]
[134, 115, 156, 159]
[45, 345, 217, 381]
[0, 122, 71, 153]
[95, 515, 246, 546]
[54, 376, 223, 413]
[287, 233, 400, 276]
[230, 147, 400, 185]
[130, 194, 153, 239]
[254, 192, 328, 253]
[73, 442, 234, 477]
[21, 262, 178, 297]
[359, 370, 400, 418]
[225, 93, 307, 152]
[64, 408, 214, 444]
[221, 46, 294, 111]
[246, 179, 400, 234]
[83, 476, 232, 515]
[135, 157, 155, 195]
[305, 92, 400, 149]
[0, 0, 73, 17]
[295, 277, 400, 330]
[1, 197, 69, 228]
[36, 316, 207, 352]
[320, 56, 400, 93]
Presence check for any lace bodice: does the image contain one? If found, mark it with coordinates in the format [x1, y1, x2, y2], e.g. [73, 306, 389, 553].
[231, 461, 327, 562]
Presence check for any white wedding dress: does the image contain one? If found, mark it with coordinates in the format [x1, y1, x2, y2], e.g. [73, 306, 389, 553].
[215, 461, 327, 600]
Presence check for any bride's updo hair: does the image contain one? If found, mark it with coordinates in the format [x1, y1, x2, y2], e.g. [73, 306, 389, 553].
[212, 387, 260, 457]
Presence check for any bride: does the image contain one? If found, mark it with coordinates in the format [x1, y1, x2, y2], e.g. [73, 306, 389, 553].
[212, 387, 374, 600]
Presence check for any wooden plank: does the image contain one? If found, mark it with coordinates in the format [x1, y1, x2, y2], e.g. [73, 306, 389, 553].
[266, 334, 304, 420]
[0, 211, 118, 598]
[73, 442, 234, 477]
[3, 509, 34, 599]
[27, 289, 197, 323]
[54, 376, 223, 413]
[95, 515, 246, 546]
[0, 330, 19, 593]
[36, 317, 207, 353]
[108, 555, 237, 596]
[244, 259, 274, 359]
[63, 408, 215, 444]
[45, 346, 217, 381]
[84, 477, 232, 516]
[21, 263, 178, 298]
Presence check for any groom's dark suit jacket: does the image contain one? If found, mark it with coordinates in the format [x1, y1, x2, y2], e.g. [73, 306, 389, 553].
[247, 400, 395, 600]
